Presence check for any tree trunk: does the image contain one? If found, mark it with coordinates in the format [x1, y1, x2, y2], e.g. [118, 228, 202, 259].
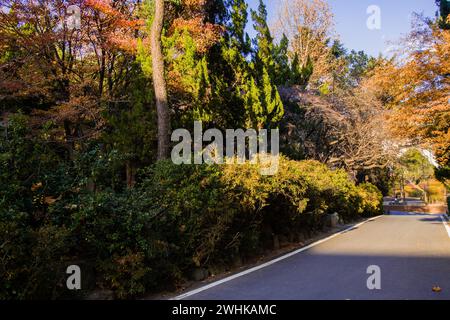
[151, 0, 170, 160]
[64, 120, 74, 160]
[126, 160, 136, 188]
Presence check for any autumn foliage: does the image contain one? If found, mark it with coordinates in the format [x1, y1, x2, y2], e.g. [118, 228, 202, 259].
[369, 15, 450, 168]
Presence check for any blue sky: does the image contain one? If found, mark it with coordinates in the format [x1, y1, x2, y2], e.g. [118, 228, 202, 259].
[246, 0, 438, 56]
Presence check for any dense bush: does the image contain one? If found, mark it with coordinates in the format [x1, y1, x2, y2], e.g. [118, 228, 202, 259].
[87, 158, 381, 298]
[1, 121, 383, 299]
[0, 115, 75, 299]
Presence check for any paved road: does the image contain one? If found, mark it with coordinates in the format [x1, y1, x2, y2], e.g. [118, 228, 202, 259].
[177, 213, 450, 300]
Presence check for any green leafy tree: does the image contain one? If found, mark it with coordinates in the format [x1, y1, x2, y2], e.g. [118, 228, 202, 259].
[103, 70, 157, 188]
[393, 149, 435, 201]
[399, 149, 435, 184]
[346, 50, 377, 87]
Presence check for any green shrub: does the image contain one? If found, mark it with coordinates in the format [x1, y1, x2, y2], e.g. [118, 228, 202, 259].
[0, 211, 74, 299]
[65, 189, 182, 298]
[0, 115, 75, 299]
[356, 183, 384, 217]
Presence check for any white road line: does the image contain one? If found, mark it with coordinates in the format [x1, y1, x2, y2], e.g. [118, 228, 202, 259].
[172, 215, 385, 300]
[441, 215, 450, 238]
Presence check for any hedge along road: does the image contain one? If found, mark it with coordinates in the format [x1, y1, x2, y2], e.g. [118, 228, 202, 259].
[173, 213, 450, 300]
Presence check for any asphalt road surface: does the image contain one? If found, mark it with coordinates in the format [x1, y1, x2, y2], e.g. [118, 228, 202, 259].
[176, 213, 450, 300]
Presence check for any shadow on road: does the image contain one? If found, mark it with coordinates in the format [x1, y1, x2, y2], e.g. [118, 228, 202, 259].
[184, 253, 450, 300]
[387, 211, 440, 216]
[418, 216, 443, 222]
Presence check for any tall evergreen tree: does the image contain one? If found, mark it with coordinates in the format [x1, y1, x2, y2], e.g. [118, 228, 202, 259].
[201, 0, 286, 129]
[228, 0, 252, 55]
[251, 0, 276, 79]
[249, 0, 284, 128]
[272, 34, 292, 86]
[206, 0, 253, 128]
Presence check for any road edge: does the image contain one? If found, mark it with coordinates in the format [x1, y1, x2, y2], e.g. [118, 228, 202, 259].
[440, 214, 450, 238]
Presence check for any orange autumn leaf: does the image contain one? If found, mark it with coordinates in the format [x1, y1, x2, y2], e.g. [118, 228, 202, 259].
[31, 182, 43, 191]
